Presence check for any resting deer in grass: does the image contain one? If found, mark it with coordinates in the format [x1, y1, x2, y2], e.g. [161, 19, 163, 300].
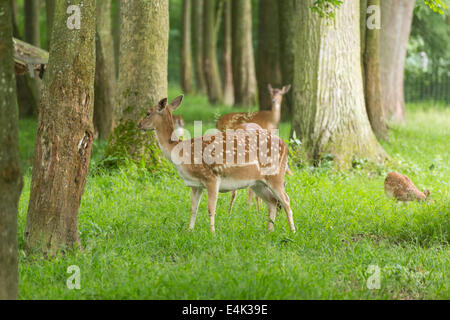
[216, 84, 291, 131]
[217, 84, 292, 214]
[384, 172, 431, 202]
[137, 95, 295, 233]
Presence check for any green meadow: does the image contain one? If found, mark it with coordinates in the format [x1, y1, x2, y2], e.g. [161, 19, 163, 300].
[17, 90, 449, 299]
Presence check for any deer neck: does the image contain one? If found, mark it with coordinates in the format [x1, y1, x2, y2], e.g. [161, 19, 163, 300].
[153, 114, 178, 161]
[271, 98, 282, 124]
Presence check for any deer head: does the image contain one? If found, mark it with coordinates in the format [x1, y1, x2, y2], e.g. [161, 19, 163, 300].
[137, 95, 184, 131]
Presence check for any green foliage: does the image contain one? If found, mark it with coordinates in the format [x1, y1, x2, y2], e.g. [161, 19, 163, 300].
[310, 0, 343, 19]
[16, 97, 449, 299]
[99, 120, 172, 174]
[423, 0, 448, 14]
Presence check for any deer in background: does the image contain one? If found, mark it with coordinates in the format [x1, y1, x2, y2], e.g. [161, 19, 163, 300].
[216, 84, 291, 131]
[137, 95, 295, 233]
[384, 172, 431, 202]
[217, 84, 292, 214]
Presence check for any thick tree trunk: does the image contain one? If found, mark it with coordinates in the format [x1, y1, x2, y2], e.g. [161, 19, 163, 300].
[45, 0, 55, 49]
[222, 0, 234, 106]
[362, 0, 388, 140]
[257, 0, 282, 110]
[291, 0, 387, 167]
[192, 0, 206, 94]
[112, 0, 120, 79]
[181, 0, 194, 94]
[380, 0, 415, 123]
[0, 1, 23, 300]
[279, 0, 297, 119]
[104, 0, 169, 170]
[24, 0, 96, 256]
[231, 0, 257, 107]
[94, 0, 115, 140]
[203, 0, 223, 104]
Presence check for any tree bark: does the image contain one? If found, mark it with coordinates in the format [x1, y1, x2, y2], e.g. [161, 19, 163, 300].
[0, 1, 23, 300]
[24, 0, 42, 108]
[231, 0, 257, 107]
[45, 0, 55, 49]
[380, 0, 415, 123]
[257, 0, 282, 110]
[24, 0, 96, 256]
[181, 0, 194, 94]
[94, 0, 115, 140]
[362, 0, 388, 140]
[203, 0, 223, 104]
[11, 0, 21, 38]
[279, 0, 297, 119]
[192, 0, 207, 94]
[112, 0, 120, 79]
[104, 0, 169, 170]
[291, 0, 387, 167]
[221, 0, 234, 106]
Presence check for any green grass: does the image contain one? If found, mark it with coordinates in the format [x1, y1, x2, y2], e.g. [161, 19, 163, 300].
[17, 93, 449, 299]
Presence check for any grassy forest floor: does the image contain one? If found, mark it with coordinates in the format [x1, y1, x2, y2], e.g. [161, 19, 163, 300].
[16, 88, 449, 299]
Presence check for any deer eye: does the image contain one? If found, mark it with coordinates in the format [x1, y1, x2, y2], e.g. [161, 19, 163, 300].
[146, 112, 151, 116]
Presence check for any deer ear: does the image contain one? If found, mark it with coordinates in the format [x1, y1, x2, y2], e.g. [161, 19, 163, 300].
[267, 83, 273, 94]
[169, 95, 184, 111]
[158, 98, 168, 111]
[282, 85, 291, 94]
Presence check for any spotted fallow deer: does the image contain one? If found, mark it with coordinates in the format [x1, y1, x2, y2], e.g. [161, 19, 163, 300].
[217, 84, 292, 214]
[216, 84, 291, 131]
[137, 95, 295, 233]
[384, 172, 431, 202]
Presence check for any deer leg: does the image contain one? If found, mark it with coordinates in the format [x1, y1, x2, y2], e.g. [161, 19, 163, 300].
[250, 184, 278, 231]
[266, 179, 296, 233]
[206, 180, 219, 233]
[248, 189, 261, 214]
[189, 187, 203, 230]
[228, 190, 237, 215]
[267, 202, 277, 232]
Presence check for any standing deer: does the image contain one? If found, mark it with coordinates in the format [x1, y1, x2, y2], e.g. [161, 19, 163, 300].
[384, 172, 431, 202]
[217, 84, 291, 214]
[216, 84, 291, 131]
[137, 95, 295, 233]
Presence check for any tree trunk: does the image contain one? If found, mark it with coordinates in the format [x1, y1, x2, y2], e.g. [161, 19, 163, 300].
[24, 0, 42, 108]
[380, 0, 415, 123]
[94, 0, 115, 140]
[279, 0, 297, 119]
[291, 0, 387, 167]
[231, 0, 257, 107]
[181, 0, 194, 94]
[45, 0, 55, 49]
[24, 0, 96, 256]
[11, 0, 21, 38]
[203, 0, 223, 104]
[192, 0, 206, 94]
[24, 0, 40, 47]
[0, 1, 23, 300]
[222, 0, 234, 106]
[104, 0, 169, 170]
[257, 0, 282, 110]
[112, 0, 120, 79]
[362, 0, 388, 140]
